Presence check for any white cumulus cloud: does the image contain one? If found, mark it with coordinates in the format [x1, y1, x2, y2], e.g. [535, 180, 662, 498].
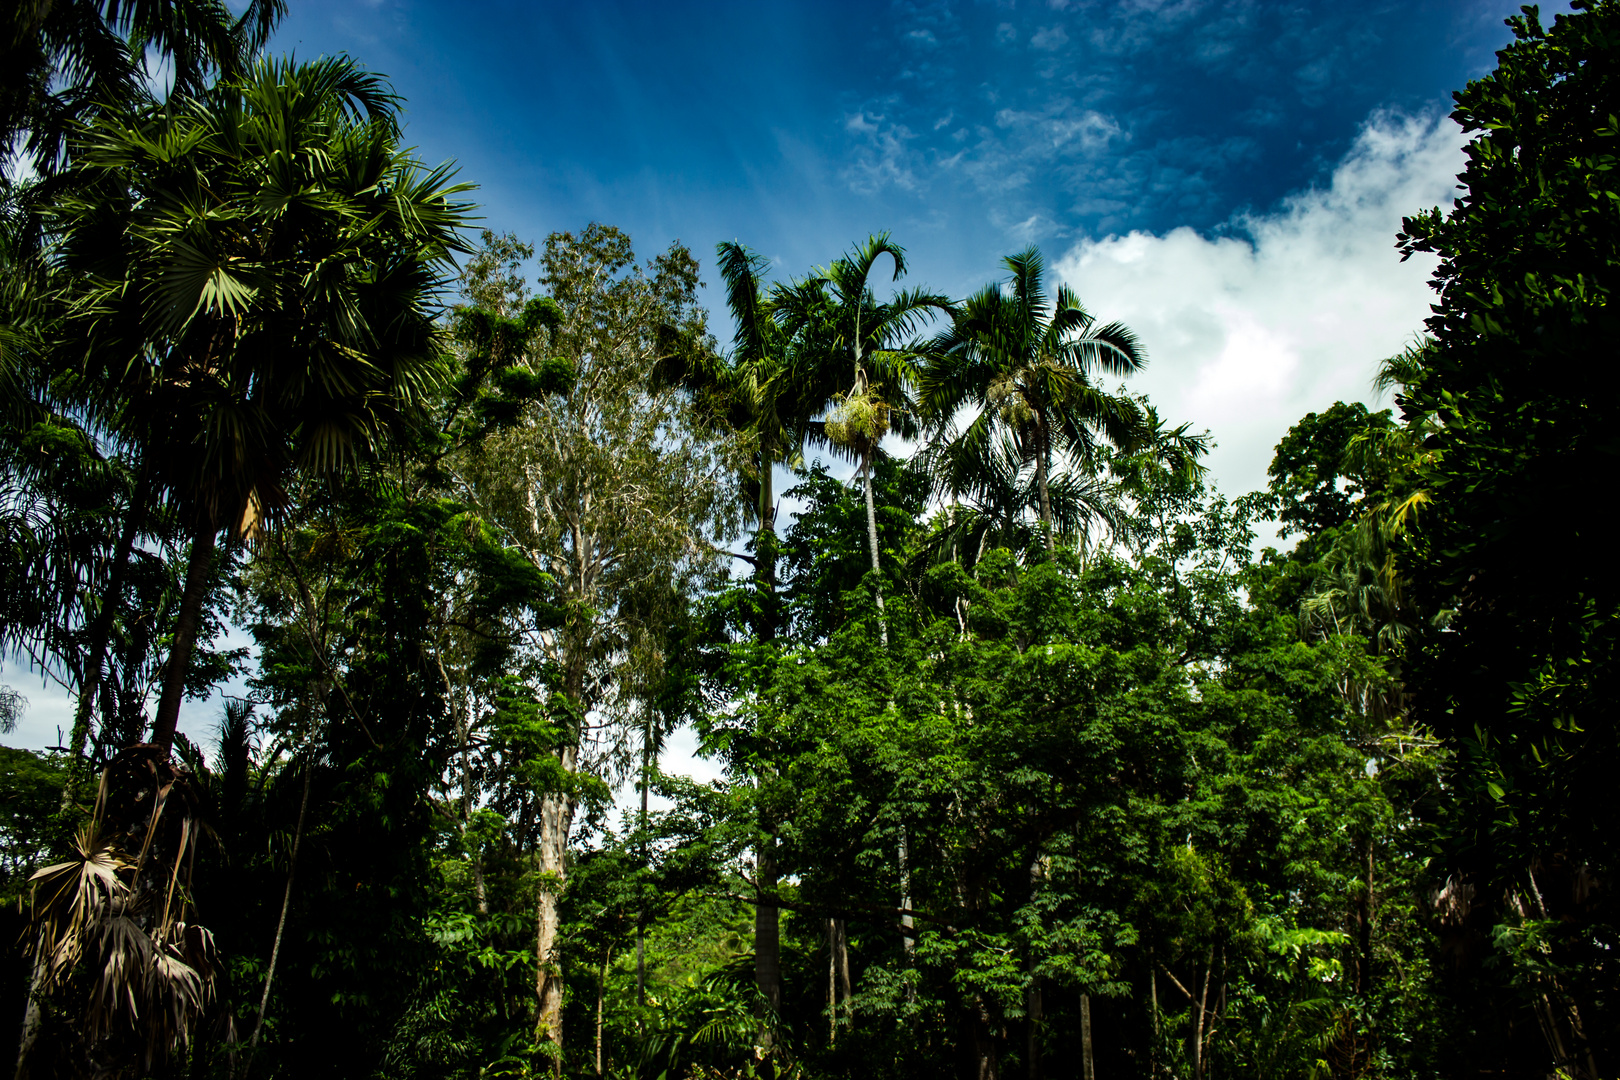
[1054, 111, 1465, 518]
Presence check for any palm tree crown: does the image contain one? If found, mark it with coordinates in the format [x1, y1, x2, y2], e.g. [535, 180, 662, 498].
[921, 244, 1149, 552]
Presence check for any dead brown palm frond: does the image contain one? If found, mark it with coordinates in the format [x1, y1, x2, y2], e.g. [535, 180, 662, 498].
[19, 747, 218, 1075]
[26, 824, 132, 991]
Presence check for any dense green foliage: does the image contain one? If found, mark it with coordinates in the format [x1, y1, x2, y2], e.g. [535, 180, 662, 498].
[4, 2, 1619, 1078]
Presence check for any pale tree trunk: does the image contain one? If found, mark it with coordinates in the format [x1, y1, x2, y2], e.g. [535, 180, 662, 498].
[14, 947, 47, 1080]
[860, 450, 888, 646]
[594, 947, 612, 1078]
[636, 761, 648, 1007]
[1035, 419, 1054, 554]
[455, 683, 488, 915]
[898, 828, 915, 964]
[150, 523, 218, 751]
[828, 919, 838, 1044]
[535, 767, 578, 1068]
[1192, 949, 1213, 1080]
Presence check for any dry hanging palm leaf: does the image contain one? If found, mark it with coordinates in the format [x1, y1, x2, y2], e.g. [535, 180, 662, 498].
[18, 746, 218, 1075]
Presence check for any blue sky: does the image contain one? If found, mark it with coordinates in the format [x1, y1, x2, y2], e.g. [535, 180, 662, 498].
[273, 0, 1521, 291]
[1, 0, 1567, 755]
[265, 0, 1555, 497]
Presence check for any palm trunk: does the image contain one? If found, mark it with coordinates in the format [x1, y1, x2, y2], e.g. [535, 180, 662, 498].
[752, 450, 784, 1074]
[860, 450, 888, 646]
[150, 523, 218, 752]
[754, 833, 782, 1075]
[244, 759, 313, 1070]
[1035, 419, 1054, 554]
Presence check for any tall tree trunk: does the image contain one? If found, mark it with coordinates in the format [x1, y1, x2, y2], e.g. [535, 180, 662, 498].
[1359, 837, 1374, 996]
[636, 756, 648, 1007]
[1027, 854, 1045, 1080]
[594, 947, 612, 1079]
[535, 775, 578, 1069]
[455, 685, 488, 915]
[966, 995, 999, 1080]
[1150, 957, 1160, 1078]
[899, 828, 915, 963]
[244, 759, 313, 1072]
[149, 523, 218, 752]
[860, 450, 888, 645]
[14, 943, 48, 1080]
[754, 832, 782, 1076]
[751, 452, 784, 1075]
[1035, 419, 1054, 554]
[835, 917, 851, 1023]
[1079, 993, 1093, 1080]
[1192, 949, 1213, 1080]
[828, 918, 838, 1045]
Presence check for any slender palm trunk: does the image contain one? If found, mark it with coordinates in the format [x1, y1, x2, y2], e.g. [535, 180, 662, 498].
[150, 523, 218, 751]
[244, 759, 313, 1071]
[860, 450, 888, 645]
[1035, 419, 1054, 554]
[754, 833, 781, 1074]
[753, 454, 784, 1074]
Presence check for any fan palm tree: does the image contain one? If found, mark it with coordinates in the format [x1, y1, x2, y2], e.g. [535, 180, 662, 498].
[2, 0, 285, 174]
[921, 245, 1148, 553]
[776, 234, 951, 639]
[48, 56, 473, 752]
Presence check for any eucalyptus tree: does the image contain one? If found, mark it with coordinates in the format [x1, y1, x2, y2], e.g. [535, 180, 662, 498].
[921, 245, 1149, 553]
[777, 234, 951, 638]
[48, 56, 473, 753]
[464, 224, 738, 1058]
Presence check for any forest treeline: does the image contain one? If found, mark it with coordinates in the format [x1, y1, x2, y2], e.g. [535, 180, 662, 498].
[1, 2, 1617, 1078]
